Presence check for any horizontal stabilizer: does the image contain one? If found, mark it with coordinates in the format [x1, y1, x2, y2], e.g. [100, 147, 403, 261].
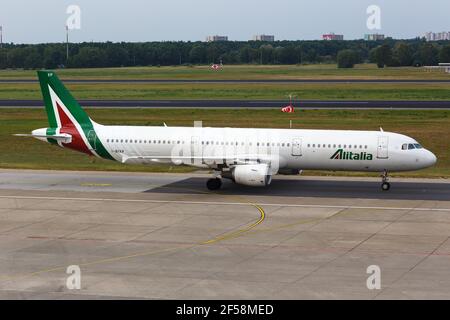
[14, 132, 72, 143]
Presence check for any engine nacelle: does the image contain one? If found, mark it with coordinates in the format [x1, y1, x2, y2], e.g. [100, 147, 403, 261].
[232, 164, 272, 187]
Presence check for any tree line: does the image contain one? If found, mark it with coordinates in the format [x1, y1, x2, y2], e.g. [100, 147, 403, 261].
[0, 39, 449, 69]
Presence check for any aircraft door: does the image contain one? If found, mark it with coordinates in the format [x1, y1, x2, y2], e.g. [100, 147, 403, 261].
[292, 138, 302, 156]
[377, 136, 389, 159]
[191, 136, 201, 165]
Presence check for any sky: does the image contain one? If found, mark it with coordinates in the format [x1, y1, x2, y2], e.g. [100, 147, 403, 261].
[0, 0, 449, 43]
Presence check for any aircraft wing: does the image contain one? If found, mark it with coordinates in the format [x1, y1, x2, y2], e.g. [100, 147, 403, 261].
[120, 154, 278, 166]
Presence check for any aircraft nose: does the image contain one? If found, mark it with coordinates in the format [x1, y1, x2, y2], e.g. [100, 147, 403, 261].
[426, 150, 437, 167]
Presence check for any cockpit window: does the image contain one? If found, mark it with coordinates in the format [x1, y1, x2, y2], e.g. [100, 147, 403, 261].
[402, 143, 423, 150]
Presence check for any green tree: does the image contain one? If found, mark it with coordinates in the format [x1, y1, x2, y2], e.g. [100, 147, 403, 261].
[105, 45, 129, 67]
[373, 44, 393, 68]
[24, 51, 43, 69]
[43, 46, 65, 69]
[70, 47, 107, 68]
[189, 45, 206, 64]
[439, 45, 450, 63]
[239, 45, 258, 63]
[393, 42, 413, 66]
[7, 47, 27, 68]
[418, 43, 439, 66]
[337, 49, 359, 68]
[0, 49, 7, 69]
[258, 44, 274, 64]
[206, 44, 219, 63]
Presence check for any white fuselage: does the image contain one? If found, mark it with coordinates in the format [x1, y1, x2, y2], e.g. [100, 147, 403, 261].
[92, 124, 437, 173]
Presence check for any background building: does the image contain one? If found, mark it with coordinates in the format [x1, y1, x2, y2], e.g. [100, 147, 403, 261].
[252, 34, 275, 41]
[364, 33, 385, 41]
[322, 33, 344, 41]
[206, 35, 228, 42]
[424, 31, 450, 41]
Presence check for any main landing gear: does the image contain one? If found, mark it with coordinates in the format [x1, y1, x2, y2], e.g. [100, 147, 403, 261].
[206, 171, 223, 191]
[381, 170, 390, 191]
[206, 178, 222, 191]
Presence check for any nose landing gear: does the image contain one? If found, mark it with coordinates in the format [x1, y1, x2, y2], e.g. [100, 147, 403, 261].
[381, 170, 390, 191]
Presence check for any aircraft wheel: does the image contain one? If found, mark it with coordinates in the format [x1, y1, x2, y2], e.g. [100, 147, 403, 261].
[206, 178, 222, 191]
[381, 182, 390, 191]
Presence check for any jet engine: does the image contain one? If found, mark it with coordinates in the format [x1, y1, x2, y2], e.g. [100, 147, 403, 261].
[232, 164, 272, 187]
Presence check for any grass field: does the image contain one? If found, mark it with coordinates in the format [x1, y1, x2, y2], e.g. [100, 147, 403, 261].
[1, 64, 449, 80]
[1, 108, 449, 178]
[1, 82, 449, 101]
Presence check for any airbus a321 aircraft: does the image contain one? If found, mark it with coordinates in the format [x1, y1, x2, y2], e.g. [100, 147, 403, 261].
[26, 71, 437, 191]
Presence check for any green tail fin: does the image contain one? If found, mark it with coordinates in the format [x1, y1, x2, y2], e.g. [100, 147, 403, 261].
[37, 70, 91, 129]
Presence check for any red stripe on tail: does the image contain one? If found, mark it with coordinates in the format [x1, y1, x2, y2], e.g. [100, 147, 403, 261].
[56, 102, 93, 156]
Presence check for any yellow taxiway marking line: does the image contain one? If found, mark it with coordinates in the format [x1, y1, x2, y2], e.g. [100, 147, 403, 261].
[80, 183, 112, 187]
[0, 195, 449, 212]
[0, 197, 266, 283]
[201, 203, 265, 244]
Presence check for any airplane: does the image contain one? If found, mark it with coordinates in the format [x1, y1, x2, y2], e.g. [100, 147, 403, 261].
[25, 71, 437, 191]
